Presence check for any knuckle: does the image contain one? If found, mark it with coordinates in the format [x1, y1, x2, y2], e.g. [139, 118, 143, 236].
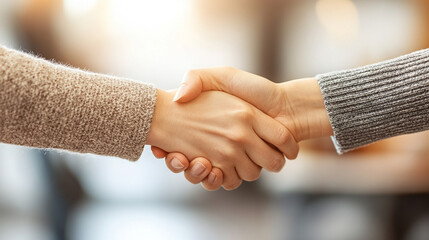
[183, 69, 200, 82]
[276, 127, 291, 146]
[185, 69, 198, 77]
[235, 107, 253, 122]
[228, 130, 248, 143]
[218, 146, 237, 159]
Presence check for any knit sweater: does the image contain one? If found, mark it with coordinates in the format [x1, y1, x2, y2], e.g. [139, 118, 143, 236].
[317, 49, 429, 154]
[0, 45, 156, 161]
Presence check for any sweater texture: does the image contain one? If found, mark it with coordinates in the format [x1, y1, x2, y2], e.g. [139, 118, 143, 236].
[0, 45, 157, 160]
[317, 49, 429, 153]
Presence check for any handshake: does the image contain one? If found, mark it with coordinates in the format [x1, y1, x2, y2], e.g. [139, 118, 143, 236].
[1, 45, 422, 187]
[146, 67, 334, 191]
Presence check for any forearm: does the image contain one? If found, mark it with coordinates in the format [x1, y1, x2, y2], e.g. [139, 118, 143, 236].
[316, 49, 429, 153]
[0, 45, 156, 160]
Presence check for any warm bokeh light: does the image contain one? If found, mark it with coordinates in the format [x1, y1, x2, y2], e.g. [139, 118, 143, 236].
[63, 0, 99, 16]
[107, 0, 191, 32]
[315, 0, 359, 41]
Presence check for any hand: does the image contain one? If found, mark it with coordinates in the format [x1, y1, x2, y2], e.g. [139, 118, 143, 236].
[158, 67, 333, 188]
[173, 67, 332, 141]
[147, 89, 298, 190]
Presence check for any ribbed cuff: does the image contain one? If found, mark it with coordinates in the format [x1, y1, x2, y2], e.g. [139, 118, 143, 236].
[316, 49, 429, 153]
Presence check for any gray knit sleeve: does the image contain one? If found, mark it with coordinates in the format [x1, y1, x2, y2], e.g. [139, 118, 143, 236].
[316, 49, 429, 154]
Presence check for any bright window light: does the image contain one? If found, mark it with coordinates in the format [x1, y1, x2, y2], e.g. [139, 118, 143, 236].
[63, 0, 99, 16]
[316, 0, 360, 41]
[108, 0, 190, 31]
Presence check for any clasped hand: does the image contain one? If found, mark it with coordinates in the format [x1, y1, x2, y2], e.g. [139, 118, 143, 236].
[147, 67, 333, 191]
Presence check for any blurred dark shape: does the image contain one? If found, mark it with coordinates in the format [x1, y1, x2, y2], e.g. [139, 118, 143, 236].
[40, 151, 84, 240]
[15, 0, 62, 59]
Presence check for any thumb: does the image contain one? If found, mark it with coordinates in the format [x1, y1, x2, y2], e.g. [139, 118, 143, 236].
[172, 82, 202, 103]
[173, 69, 221, 103]
[173, 67, 238, 103]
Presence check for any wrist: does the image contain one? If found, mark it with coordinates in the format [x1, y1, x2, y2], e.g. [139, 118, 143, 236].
[280, 78, 333, 141]
[146, 89, 175, 146]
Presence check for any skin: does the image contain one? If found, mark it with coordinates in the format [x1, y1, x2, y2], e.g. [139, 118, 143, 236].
[152, 67, 333, 190]
[146, 89, 299, 190]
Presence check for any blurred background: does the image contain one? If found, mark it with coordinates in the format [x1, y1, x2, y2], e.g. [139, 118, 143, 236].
[1, 0, 429, 239]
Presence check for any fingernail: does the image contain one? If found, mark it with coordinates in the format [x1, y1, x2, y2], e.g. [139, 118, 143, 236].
[190, 162, 206, 177]
[171, 158, 184, 170]
[208, 172, 217, 184]
[173, 84, 187, 102]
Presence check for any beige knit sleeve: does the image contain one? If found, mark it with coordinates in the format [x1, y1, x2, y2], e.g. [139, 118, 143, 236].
[0, 45, 157, 160]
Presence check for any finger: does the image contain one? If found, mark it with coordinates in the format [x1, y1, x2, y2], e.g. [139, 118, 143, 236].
[245, 133, 286, 173]
[151, 146, 168, 159]
[165, 152, 190, 173]
[214, 151, 248, 190]
[205, 154, 242, 191]
[222, 171, 242, 191]
[234, 154, 262, 182]
[221, 166, 242, 191]
[184, 157, 212, 184]
[202, 167, 223, 191]
[252, 109, 299, 160]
